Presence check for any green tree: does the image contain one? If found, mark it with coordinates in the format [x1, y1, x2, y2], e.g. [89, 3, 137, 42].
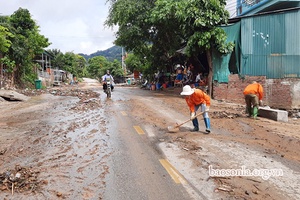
[61, 52, 76, 74]
[110, 59, 123, 77]
[173, 0, 234, 96]
[0, 25, 13, 53]
[76, 54, 87, 77]
[47, 49, 87, 79]
[106, 0, 183, 71]
[7, 8, 50, 87]
[0, 24, 14, 88]
[62, 52, 87, 77]
[47, 49, 65, 69]
[87, 56, 110, 80]
[86, 56, 124, 81]
[105, 0, 156, 65]
[106, 0, 233, 96]
[124, 53, 142, 73]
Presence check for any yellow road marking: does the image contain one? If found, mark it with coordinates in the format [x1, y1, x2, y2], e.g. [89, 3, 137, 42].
[121, 111, 127, 116]
[159, 159, 186, 184]
[133, 126, 145, 135]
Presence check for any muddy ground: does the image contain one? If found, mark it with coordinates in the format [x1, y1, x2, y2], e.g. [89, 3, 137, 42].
[0, 79, 300, 200]
[129, 86, 300, 200]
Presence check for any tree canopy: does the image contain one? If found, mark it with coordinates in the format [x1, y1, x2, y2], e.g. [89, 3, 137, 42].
[106, 0, 234, 95]
[86, 55, 123, 81]
[0, 8, 50, 87]
[0, 7, 125, 88]
[0, 25, 13, 53]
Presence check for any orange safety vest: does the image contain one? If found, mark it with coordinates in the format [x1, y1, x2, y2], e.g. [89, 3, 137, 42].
[243, 83, 264, 100]
[185, 89, 210, 112]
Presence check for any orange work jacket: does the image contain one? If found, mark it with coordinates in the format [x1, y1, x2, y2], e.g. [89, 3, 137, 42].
[185, 89, 210, 112]
[243, 83, 264, 100]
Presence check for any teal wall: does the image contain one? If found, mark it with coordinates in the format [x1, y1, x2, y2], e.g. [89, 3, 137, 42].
[240, 9, 300, 78]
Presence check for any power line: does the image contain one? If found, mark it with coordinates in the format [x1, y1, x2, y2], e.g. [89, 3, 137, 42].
[45, 35, 108, 39]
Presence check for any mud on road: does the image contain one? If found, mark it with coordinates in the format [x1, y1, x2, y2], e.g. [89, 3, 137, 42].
[0, 79, 300, 200]
[121, 86, 300, 199]
[0, 82, 109, 199]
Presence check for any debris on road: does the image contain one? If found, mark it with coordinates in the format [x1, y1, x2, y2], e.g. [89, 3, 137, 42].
[16, 87, 102, 111]
[0, 165, 42, 195]
[211, 111, 243, 119]
[0, 148, 7, 155]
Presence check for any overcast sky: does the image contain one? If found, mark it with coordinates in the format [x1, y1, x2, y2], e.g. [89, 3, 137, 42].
[1, 0, 117, 55]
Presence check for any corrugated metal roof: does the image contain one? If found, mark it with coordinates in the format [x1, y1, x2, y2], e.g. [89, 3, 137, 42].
[237, 0, 270, 16]
[237, 0, 300, 16]
[226, 0, 237, 18]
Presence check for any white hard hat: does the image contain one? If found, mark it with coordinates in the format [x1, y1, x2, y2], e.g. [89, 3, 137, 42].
[180, 85, 195, 95]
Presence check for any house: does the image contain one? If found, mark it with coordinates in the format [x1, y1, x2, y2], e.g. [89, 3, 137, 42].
[212, 0, 300, 109]
[35, 50, 54, 87]
[35, 50, 74, 87]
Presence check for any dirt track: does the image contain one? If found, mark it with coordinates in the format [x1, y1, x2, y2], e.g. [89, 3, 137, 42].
[0, 79, 300, 199]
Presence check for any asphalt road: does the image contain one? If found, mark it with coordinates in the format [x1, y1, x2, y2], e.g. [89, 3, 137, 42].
[100, 87, 195, 200]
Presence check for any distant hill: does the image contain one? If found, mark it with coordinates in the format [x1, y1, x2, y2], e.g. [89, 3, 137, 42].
[79, 46, 123, 62]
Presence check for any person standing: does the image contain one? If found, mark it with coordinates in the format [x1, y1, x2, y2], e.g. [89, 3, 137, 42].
[180, 85, 211, 133]
[243, 81, 264, 119]
[102, 70, 114, 92]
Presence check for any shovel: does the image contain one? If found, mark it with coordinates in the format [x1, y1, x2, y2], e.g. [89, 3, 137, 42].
[167, 111, 206, 133]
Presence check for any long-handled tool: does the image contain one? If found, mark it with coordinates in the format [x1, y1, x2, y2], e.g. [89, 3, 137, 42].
[167, 111, 206, 133]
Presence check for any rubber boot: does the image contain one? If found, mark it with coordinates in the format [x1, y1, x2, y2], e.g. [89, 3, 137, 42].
[191, 118, 199, 132]
[246, 106, 252, 117]
[253, 107, 258, 119]
[204, 118, 211, 133]
[191, 126, 199, 132]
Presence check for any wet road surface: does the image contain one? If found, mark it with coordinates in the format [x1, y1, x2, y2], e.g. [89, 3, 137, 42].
[101, 88, 192, 200]
[1, 78, 300, 200]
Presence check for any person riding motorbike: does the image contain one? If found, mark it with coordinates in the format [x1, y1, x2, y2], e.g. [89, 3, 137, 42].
[102, 70, 114, 92]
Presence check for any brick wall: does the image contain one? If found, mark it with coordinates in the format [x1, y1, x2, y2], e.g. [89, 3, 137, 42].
[212, 75, 299, 109]
[265, 79, 292, 109]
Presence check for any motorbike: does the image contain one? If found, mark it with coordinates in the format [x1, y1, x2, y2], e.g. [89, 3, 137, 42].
[104, 81, 112, 98]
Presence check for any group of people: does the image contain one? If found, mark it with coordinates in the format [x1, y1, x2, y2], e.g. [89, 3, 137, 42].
[174, 65, 206, 87]
[179, 80, 263, 133]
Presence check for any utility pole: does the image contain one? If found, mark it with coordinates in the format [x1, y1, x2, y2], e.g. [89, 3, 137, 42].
[121, 47, 126, 77]
[122, 47, 124, 70]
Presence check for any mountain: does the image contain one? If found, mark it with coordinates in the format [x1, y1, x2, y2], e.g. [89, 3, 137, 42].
[79, 46, 123, 62]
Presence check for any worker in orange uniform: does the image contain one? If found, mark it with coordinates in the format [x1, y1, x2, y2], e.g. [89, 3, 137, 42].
[180, 85, 211, 133]
[243, 81, 264, 119]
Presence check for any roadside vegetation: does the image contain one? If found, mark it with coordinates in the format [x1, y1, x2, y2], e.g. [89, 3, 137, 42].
[1, 0, 234, 91]
[105, 0, 234, 95]
[0, 8, 124, 89]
